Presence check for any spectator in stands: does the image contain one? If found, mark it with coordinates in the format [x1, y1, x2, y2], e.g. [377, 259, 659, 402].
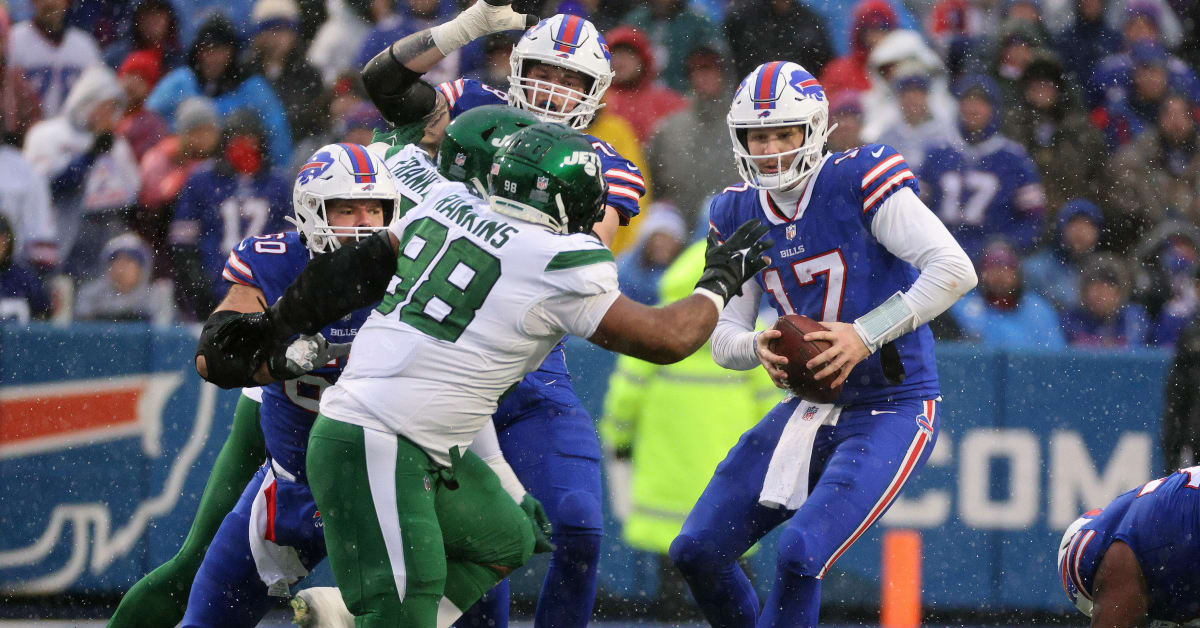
[603, 26, 686, 143]
[1062, 254, 1152, 346]
[75, 231, 173, 324]
[820, 0, 897, 99]
[921, 74, 1046, 257]
[115, 51, 168, 160]
[826, 91, 865, 154]
[616, 205, 686, 306]
[307, 0, 376, 85]
[645, 45, 735, 229]
[101, 0, 183, 72]
[0, 122, 56, 271]
[722, 0, 833, 80]
[462, 33, 515, 91]
[5, 0, 102, 117]
[1108, 92, 1200, 254]
[1002, 51, 1106, 214]
[620, 0, 727, 93]
[989, 20, 1049, 112]
[1099, 42, 1189, 147]
[137, 97, 221, 266]
[1146, 235, 1200, 346]
[1161, 263, 1200, 470]
[287, 68, 360, 172]
[1176, 0, 1200, 75]
[0, 6, 43, 147]
[863, 29, 958, 160]
[950, 238, 1067, 348]
[168, 112, 290, 319]
[1023, 198, 1105, 312]
[600, 239, 773, 622]
[1090, 10, 1200, 109]
[146, 14, 292, 168]
[0, 214, 51, 322]
[247, 0, 326, 148]
[1054, 0, 1120, 88]
[354, 0, 470, 87]
[925, 0, 986, 60]
[339, 101, 384, 146]
[23, 64, 140, 281]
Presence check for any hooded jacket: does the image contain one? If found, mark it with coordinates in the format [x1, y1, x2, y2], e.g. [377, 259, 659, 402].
[1022, 199, 1105, 310]
[819, 0, 898, 98]
[862, 28, 958, 152]
[603, 26, 687, 143]
[146, 15, 292, 166]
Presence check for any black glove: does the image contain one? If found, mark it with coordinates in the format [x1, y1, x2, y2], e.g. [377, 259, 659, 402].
[88, 132, 115, 158]
[481, 0, 540, 26]
[520, 493, 556, 554]
[695, 219, 773, 305]
[196, 311, 273, 389]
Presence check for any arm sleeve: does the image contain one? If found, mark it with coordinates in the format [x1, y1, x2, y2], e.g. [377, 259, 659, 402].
[467, 422, 526, 503]
[710, 278, 763, 371]
[869, 186, 978, 329]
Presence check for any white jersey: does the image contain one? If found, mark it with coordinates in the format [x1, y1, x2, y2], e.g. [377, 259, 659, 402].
[0, 146, 56, 266]
[366, 142, 445, 210]
[319, 182, 619, 465]
[5, 23, 102, 117]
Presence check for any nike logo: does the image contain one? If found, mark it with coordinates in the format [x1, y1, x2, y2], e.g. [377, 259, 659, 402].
[871, 147, 885, 158]
[870, 410, 896, 415]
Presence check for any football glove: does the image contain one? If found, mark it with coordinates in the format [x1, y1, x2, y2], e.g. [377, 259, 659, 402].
[695, 219, 774, 306]
[431, 0, 538, 55]
[520, 493, 556, 554]
[196, 310, 271, 389]
[266, 333, 347, 381]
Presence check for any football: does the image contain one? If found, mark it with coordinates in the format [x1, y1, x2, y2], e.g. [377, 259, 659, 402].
[768, 314, 843, 404]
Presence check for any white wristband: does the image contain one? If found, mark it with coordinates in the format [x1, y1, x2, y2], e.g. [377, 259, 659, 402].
[693, 287, 726, 313]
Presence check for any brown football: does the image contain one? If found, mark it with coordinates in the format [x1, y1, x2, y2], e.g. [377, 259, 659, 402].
[768, 314, 843, 404]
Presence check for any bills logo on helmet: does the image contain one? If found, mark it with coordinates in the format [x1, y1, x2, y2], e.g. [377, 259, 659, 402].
[297, 151, 336, 185]
[789, 68, 825, 101]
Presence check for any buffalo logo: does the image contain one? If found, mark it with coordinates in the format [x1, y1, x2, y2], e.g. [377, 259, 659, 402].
[360, 184, 374, 191]
[758, 111, 771, 118]
[297, 151, 336, 185]
[916, 413, 934, 436]
[788, 70, 825, 102]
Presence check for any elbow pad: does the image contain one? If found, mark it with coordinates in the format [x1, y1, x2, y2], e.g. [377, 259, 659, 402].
[196, 310, 267, 389]
[361, 47, 438, 127]
[268, 231, 397, 341]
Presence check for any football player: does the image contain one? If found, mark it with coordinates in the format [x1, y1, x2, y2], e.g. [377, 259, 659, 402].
[204, 121, 771, 626]
[359, 3, 645, 625]
[1059, 467, 1200, 628]
[669, 61, 977, 627]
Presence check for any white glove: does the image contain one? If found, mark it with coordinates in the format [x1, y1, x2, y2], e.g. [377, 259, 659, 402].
[280, 333, 342, 375]
[430, 0, 535, 55]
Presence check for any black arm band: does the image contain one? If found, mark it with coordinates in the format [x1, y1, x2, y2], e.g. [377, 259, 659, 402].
[361, 45, 438, 126]
[268, 231, 397, 341]
[197, 310, 262, 389]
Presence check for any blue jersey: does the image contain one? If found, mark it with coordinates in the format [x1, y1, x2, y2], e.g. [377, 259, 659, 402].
[708, 144, 940, 407]
[221, 231, 374, 480]
[435, 77, 646, 224]
[171, 164, 293, 289]
[919, 136, 1045, 257]
[1061, 468, 1200, 623]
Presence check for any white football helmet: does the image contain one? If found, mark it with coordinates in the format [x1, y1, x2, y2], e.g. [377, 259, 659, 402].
[1057, 513, 1096, 618]
[508, 14, 613, 130]
[290, 143, 398, 255]
[728, 61, 833, 191]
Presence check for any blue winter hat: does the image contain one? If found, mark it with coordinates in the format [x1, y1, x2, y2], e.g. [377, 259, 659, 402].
[1057, 198, 1104, 233]
[1130, 41, 1168, 68]
[954, 73, 1001, 106]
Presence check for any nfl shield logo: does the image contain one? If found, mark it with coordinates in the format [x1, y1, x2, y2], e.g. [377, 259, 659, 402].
[802, 404, 819, 421]
[785, 224, 797, 240]
[454, 152, 466, 166]
[536, 176, 549, 190]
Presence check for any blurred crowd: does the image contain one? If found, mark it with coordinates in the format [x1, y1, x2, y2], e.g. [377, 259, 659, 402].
[0, 0, 1197, 350]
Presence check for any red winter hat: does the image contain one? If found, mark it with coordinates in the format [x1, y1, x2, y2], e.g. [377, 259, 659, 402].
[118, 51, 164, 87]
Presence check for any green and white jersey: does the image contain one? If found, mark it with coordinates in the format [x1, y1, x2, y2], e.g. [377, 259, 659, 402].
[319, 182, 619, 465]
[367, 142, 444, 217]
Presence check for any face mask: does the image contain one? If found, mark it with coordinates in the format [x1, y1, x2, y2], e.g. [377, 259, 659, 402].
[225, 135, 262, 175]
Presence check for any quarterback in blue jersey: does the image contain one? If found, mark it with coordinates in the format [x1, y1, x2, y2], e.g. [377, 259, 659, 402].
[670, 61, 977, 627]
[357, 5, 644, 626]
[1058, 467, 1200, 627]
[919, 74, 1046, 258]
[182, 143, 396, 627]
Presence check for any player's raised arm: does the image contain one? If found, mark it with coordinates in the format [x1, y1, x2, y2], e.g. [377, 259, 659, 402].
[589, 221, 772, 364]
[360, 0, 535, 125]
